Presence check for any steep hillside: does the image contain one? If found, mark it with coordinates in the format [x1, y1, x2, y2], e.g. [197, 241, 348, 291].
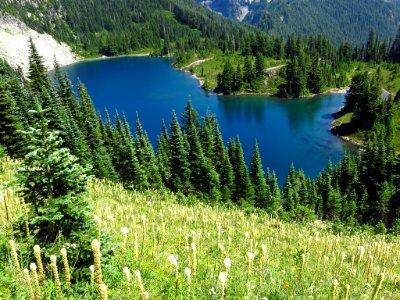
[0, 11, 78, 74]
[0, 0, 260, 56]
[198, 0, 400, 44]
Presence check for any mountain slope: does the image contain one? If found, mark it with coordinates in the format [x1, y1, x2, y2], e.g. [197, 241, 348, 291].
[0, 11, 78, 73]
[198, 0, 400, 44]
[0, 0, 261, 56]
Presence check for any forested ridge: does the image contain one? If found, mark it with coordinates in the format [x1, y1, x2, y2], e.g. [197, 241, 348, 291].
[0, 0, 262, 56]
[212, 28, 400, 98]
[197, 0, 400, 45]
[0, 43, 399, 236]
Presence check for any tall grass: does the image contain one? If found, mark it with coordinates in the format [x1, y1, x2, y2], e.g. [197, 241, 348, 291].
[0, 158, 399, 299]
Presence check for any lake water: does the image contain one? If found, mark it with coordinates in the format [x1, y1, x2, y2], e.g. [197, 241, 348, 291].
[64, 56, 352, 185]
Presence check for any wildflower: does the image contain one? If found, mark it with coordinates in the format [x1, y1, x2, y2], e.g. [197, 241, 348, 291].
[284, 281, 290, 288]
[224, 257, 231, 270]
[121, 227, 129, 235]
[99, 283, 108, 300]
[50, 255, 61, 299]
[219, 272, 227, 285]
[23, 268, 35, 300]
[9, 240, 21, 274]
[60, 248, 71, 296]
[247, 252, 255, 261]
[185, 267, 191, 277]
[30, 263, 41, 299]
[168, 254, 178, 267]
[261, 244, 267, 255]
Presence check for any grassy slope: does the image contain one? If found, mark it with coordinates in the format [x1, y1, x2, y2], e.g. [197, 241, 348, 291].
[0, 158, 399, 299]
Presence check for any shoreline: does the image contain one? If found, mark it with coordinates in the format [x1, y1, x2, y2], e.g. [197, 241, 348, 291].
[63, 52, 151, 68]
[335, 134, 363, 148]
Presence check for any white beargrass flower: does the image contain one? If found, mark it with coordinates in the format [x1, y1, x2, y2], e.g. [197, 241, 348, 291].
[224, 257, 231, 269]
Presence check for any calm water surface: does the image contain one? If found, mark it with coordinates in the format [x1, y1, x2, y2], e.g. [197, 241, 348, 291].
[64, 56, 352, 185]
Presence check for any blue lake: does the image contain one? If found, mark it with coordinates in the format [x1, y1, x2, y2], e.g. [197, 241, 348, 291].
[64, 56, 352, 185]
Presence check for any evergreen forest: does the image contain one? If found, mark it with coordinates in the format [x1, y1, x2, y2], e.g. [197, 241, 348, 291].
[0, 42, 399, 235]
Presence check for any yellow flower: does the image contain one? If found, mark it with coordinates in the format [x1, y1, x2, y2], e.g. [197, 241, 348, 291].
[283, 281, 290, 288]
[107, 289, 112, 295]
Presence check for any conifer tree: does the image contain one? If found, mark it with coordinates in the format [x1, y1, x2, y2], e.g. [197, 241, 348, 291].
[7, 75, 31, 128]
[157, 120, 170, 185]
[265, 169, 281, 211]
[28, 39, 49, 94]
[200, 119, 214, 160]
[187, 124, 220, 201]
[307, 56, 324, 94]
[134, 112, 162, 188]
[344, 72, 369, 112]
[181, 98, 199, 134]
[53, 61, 83, 127]
[250, 142, 269, 208]
[13, 104, 95, 252]
[254, 52, 265, 79]
[113, 112, 148, 189]
[211, 122, 225, 174]
[168, 111, 191, 193]
[216, 61, 235, 94]
[219, 150, 235, 203]
[0, 82, 24, 157]
[243, 56, 255, 84]
[228, 137, 254, 206]
[78, 82, 116, 179]
[234, 63, 243, 91]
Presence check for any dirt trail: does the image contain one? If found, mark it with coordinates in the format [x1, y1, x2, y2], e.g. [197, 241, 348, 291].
[182, 57, 213, 69]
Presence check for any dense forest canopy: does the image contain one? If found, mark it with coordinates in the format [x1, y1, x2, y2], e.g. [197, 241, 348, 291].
[197, 0, 400, 44]
[0, 0, 264, 56]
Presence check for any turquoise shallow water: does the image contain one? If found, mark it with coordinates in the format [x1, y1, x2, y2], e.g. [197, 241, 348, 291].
[63, 56, 352, 185]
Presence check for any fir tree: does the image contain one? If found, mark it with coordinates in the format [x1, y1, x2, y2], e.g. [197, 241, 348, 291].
[187, 124, 220, 201]
[265, 169, 281, 211]
[134, 112, 162, 188]
[181, 98, 199, 134]
[13, 104, 95, 258]
[250, 142, 269, 209]
[78, 82, 116, 179]
[211, 122, 225, 174]
[219, 149, 235, 203]
[307, 56, 324, 94]
[168, 111, 191, 193]
[0, 82, 24, 157]
[157, 120, 170, 185]
[243, 56, 255, 84]
[28, 39, 49, 94]
[112, 111, 148, 189]
[254, 52, 265, 79]
[228, 137, 254, 206]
